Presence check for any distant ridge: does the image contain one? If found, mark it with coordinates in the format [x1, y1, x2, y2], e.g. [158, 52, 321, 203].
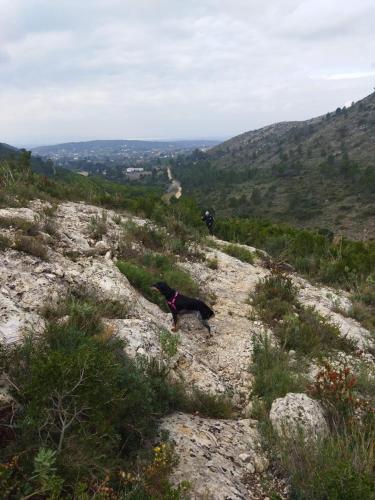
[32, 139, 219, 156]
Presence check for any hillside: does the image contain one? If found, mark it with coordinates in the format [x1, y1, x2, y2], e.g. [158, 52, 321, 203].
[174, 91, 375, 239]
[0, 152, 374, 497]
[0, 199, 374, 498]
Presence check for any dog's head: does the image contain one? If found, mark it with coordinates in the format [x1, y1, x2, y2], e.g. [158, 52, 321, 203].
[151, 281, 174, 299]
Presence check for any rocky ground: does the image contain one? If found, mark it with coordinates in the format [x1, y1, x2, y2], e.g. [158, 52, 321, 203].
[0, 201, 373, 499]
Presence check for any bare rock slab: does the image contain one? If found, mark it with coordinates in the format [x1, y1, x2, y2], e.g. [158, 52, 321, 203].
[159, 412, 265, 499]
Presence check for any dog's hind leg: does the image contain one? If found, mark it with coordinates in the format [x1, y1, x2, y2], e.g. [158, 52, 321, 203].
[195, 311, 212, 336]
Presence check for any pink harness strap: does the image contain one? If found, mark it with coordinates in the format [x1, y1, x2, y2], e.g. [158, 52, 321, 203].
[167, 291, 179, 311]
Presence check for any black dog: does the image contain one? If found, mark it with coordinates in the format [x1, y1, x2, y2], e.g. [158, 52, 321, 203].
[152, 282, 214, 334]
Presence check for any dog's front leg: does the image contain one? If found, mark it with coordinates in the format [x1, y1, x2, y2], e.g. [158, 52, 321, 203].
[171, 312, 179, 332]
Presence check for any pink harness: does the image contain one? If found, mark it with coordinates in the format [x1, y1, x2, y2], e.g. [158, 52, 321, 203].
[167, 291, 179, 311]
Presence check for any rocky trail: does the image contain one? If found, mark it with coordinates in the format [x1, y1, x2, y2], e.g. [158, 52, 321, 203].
[0, 201, 373, 499]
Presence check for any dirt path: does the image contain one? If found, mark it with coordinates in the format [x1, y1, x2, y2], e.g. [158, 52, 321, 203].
[178, 243, 268, 403]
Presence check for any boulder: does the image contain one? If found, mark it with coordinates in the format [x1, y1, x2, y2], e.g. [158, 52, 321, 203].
[270, 393, 328, 440]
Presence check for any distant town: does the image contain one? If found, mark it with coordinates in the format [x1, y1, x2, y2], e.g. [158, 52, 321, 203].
[31, 139, 219, 182]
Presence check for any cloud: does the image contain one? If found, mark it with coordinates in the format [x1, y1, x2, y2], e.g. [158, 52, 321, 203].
[0, 0, 374, 144]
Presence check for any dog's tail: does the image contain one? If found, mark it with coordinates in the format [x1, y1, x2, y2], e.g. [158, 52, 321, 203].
[198, 300, 214, 320]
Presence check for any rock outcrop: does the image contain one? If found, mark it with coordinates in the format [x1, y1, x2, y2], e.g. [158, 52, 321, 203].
[269, 393, 329, 440]
[159, 412, 268, 500]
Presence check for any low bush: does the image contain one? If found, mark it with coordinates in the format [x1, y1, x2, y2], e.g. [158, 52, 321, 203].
[123, 220, 167, 252]
[252, 272, 355, 357]
[159, 329, 180, 359]
[14, 235, 48, 260]
[0, 234, 12, 250]
[0, 216, 37, 233]
[349, 278, 375, 333]
[117, 260, 166, 309]
[223, 243, 254, 264]
[206, 256, 219, 270]
[250, 272, 298, 323]
[88, 211, 108, 240]
[308, 363, 375, 430]
[186, 389, 234, 419]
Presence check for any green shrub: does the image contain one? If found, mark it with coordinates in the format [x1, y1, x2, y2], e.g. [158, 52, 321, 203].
[276, 307, 356, 357]
[206, 256, 219, 270]
[251, 272, 298, 323]
[88, 211, 108, 240]
[159, 329, 180, 358]
[185, 389, 234, 419]
[123, 221, 167, 252]
[1, 306, 190, 497]
[0, 216, 37, 233]
[214, 217, 375, 288]
[117, 260, 166, 309]
[0, 234, 12, 250]
[14, 235, 48, 260]
[42, 292, 129, 323]
[223, 243, 254, 264]
[349, 278, 375, 332]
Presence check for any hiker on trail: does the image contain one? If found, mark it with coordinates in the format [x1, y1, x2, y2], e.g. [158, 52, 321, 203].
[202, 210, 214, 235]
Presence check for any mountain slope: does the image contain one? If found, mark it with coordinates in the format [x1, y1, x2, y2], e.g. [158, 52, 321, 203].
[0, 142, 18, 159]
[175, 92, 375, 239]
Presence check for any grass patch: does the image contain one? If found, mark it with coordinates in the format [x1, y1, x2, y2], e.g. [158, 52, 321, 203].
[250, 334, 307, 417]
[0, 216, 39, 235]
[42, 291, 129, 323]
[222, 243, 255, 264]
[123, 220, 167, 252]
[275, 308, 355, 358]
[275, 428, 375, 500]
[186, 389, 234, 419]
[251, 272, 356, 357]
[117, 253, 200, 311]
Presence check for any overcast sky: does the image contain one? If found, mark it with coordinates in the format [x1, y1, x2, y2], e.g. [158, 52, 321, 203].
[1, 0, 375, 146]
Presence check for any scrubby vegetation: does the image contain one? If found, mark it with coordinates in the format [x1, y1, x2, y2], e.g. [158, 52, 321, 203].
[215, 217, 375, 289]
[173, 92, 375, 239]
[117, 253, 200, 311]
[274, 362, 375, 499]
[221, 243, 254, 264]
[0, 292, 234, 498]
[250, 334, 307, 419]
[250, 271, 375, 499]
[251, 272, 355, 357]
